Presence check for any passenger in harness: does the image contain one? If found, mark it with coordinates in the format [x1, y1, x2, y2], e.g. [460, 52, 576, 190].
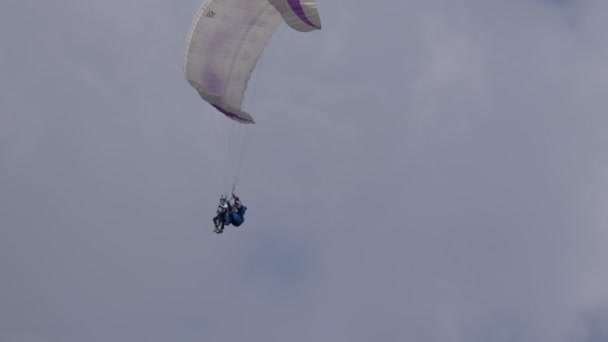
[213, 195, 231, 234]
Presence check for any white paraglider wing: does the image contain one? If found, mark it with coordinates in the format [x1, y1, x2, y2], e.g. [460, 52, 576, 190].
[183, 0, 321, 194]
[184, 0, 283, 124]
[184, 0, 322, 124]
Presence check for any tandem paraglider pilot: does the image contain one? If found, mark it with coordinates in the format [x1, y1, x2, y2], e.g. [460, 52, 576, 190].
[213, 194, 247, 234]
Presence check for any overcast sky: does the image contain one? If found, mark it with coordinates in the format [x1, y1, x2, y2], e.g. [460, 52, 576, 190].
[2, 0, 608, 341]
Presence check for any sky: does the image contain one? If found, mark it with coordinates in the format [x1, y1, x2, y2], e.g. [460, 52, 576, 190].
[1, 0, 608, 341]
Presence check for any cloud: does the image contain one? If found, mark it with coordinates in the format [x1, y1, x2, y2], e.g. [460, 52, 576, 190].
[1, 0, 608, 341]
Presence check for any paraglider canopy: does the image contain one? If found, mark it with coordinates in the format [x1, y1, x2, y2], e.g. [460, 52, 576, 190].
[183, 0, 321, 124]
[183, 0, 321, 195]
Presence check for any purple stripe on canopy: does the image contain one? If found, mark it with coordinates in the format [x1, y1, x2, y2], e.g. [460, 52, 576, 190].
[287, 0, 320, 29]
[212, 104, 254, 124]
